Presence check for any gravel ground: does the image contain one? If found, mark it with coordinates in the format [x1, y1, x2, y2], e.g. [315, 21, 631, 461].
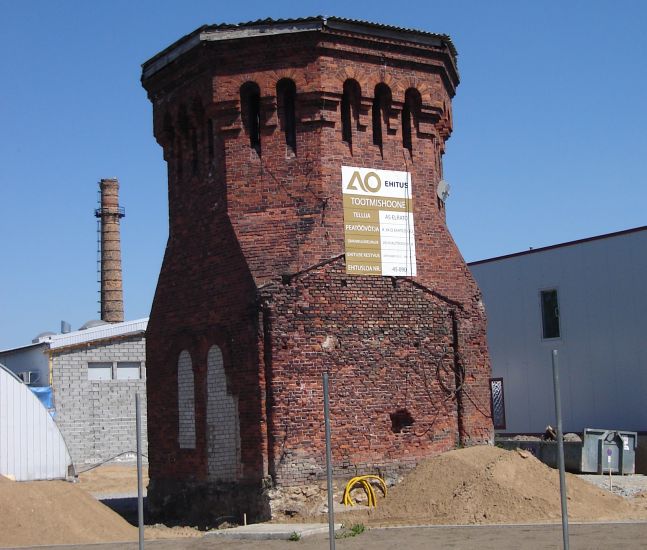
[578, 474, 647, 497]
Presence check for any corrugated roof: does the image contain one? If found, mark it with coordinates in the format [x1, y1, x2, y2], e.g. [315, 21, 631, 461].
[0, 318, 149, 354]
[142, 16, 457, 79]
[204, 16, 457, 57]
[47, 318, 148, 350]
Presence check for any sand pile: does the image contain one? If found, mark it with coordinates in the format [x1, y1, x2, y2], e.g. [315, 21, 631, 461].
[0, 475, 137, 547]
[346, 446, 647, 525]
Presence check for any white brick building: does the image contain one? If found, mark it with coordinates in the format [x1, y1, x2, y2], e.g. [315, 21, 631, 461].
[0, 319, 148, 467]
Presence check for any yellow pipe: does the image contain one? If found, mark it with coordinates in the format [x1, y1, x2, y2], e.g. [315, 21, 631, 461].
[342, 475, 387, 507]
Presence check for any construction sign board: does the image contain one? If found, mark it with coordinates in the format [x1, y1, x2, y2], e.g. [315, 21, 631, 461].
[342, 166, 416, 277]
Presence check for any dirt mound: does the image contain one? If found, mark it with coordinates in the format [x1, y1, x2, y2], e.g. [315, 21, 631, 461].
[0, 475, 137, 547]
[345, 446, 647, 525]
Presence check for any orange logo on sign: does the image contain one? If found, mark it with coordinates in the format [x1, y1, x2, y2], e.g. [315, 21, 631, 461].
[346, 170, 382, 193]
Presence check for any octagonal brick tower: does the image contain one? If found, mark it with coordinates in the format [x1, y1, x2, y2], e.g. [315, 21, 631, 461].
[141, 16, 493, 523]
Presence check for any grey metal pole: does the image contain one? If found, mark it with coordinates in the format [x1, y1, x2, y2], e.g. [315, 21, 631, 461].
[323, 372, 336, 550]
[552, 350, 569, 550]
[136, 393, 144, 550]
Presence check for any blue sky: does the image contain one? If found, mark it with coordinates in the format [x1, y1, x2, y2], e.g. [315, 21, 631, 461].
[1, 1, 645, 349]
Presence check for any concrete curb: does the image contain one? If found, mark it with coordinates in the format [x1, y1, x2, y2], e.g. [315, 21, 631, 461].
[206, 523, 342, 540]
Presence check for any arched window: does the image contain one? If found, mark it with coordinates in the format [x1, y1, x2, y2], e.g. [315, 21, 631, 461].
[341, 79, 361, 146]
[372, 83, 392, 150]
[177, 350, 195, 449]
[206, 345, 240, 481]
[240, 82, 261, 152]
[276, 79, 297, 152]
[402, 88, 422, 154]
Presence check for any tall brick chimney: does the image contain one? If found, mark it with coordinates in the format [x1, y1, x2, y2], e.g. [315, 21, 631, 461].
[95, 178, 125, 323]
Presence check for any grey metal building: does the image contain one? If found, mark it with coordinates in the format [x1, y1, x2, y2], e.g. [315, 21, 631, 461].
[0, 318, 148, 467]
[469, 226, 647, 437]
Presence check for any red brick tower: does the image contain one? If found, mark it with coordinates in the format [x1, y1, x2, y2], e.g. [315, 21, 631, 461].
[141, 16, 492, 523]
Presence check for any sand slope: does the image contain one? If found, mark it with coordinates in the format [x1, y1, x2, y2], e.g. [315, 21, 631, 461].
[0, 475, 137, 547]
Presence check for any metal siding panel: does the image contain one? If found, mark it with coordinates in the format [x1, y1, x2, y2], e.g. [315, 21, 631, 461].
[37, 398, 47, 479]
[0, 374, 7, 473]
[472, 230, 647, 434]
[30, 393, 39, 479]
[45, 413, 54, 479]
[0, 365, 72, 480]
[10, 376, 20, 479]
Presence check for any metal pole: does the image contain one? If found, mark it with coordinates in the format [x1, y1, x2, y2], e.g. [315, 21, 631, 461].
[136, 393, 144, 550]
[323, 372, 336, 550]
[552, 350, 569, 550]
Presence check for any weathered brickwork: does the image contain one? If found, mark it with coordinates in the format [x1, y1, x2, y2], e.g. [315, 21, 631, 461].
[262, 260, 472, 486]
[51, 335, 147, 466]
[142, 18, 492, 524]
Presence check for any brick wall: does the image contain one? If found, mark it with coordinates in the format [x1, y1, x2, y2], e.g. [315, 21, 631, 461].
[260, 259, 490, 486]
[51, 335, 147, 466]
[142, 21, 492, 524]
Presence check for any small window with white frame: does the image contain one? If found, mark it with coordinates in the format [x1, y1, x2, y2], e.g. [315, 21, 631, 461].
[540, 289, 561, 339]
[116, 362, 141, 380]
[88, 362, 113, 381]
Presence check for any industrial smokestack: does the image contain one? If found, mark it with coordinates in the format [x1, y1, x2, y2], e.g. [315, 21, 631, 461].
[95, 178, 125, 323]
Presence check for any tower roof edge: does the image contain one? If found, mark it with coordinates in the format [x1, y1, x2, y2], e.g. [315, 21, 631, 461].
[141, 16, 457, 82]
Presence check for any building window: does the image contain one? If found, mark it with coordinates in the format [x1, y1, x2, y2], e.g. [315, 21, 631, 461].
[401, 100, 412, 152]
[177, 350, 196, 449]
[489, 378, 506, 430]
[341, 79, 361, 146]
[87, 362, 112, 381]
[540, 289, 560, 339]
[402, 88, 421, 154]
[372, 83, 392, 152]
[240, 81, 261, 152]
[116, 362, 141, 380]
[276, 78, 297, 152]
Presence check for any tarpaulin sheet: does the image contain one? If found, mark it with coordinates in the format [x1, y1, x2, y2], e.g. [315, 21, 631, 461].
[30, 386, 54, 414]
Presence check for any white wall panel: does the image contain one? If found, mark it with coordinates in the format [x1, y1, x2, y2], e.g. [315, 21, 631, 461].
[0, 364, 72, 480]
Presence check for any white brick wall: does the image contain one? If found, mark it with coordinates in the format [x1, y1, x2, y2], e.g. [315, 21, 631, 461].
[51, 335, 147, 466]
[177, 350, 196, 449]
[206, 345, 240, 481]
